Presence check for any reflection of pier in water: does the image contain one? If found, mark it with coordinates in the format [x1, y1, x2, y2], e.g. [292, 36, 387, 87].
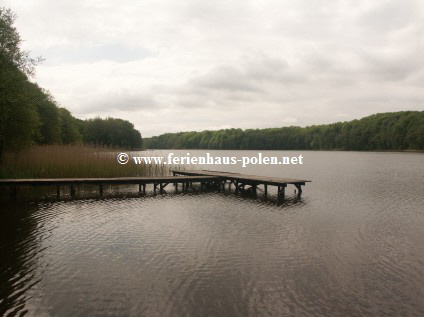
[0, 170, 311, 202]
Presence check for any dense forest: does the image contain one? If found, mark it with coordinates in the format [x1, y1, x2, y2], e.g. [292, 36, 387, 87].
[145, 111, 424, 151]
[0, 7, 142, 160]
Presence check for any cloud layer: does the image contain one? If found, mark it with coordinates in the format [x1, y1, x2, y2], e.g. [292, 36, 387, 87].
[5, 0, 424, 136]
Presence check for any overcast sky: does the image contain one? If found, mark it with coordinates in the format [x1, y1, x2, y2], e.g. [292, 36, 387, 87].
[4, 0, 424, 137]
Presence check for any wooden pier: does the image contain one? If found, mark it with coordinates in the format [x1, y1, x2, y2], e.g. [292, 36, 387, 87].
[0, 170, 310, 202]
[172, 170, 310, 200]
[0, 176, 223, 200]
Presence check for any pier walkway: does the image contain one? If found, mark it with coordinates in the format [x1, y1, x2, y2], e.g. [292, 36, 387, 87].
[0, 176, 223, 200]
[172, 170, 311, 200]
[0, 170, 310, 201]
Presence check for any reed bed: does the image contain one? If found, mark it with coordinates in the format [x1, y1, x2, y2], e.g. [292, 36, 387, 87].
[0, 145, 170, 179]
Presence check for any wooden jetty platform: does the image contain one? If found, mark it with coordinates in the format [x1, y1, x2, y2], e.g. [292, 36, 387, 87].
[0, 176, 223, 200]
[0, 170, 310, 201]
[172, 170, 311, 200]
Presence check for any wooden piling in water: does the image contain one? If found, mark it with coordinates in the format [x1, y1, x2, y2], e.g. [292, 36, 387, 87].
[10, 186, 17, 201]
[70, 185, 76, 198]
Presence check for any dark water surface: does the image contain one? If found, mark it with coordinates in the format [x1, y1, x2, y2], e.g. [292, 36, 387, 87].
[1, 151, 424, 316]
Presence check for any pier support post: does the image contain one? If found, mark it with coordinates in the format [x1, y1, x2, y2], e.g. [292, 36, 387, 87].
[10, 186, 17, 201]
[295, 184, 302, 198]
[160, 183, 169, 192]
[56, 186, 60, 198]
[99, 184, 104, 197]
[70, 185, 76, 198]
[264, 184, 268, 200]
[277, 185, 286, 203]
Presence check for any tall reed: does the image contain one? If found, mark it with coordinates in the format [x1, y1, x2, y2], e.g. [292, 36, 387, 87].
[0, 145, 170, 178]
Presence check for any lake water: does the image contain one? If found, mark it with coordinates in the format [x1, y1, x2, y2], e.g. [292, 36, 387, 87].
[1, 150, 424, 316]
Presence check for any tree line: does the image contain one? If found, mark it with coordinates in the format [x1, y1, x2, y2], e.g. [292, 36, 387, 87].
[145, 111, 424, 151]
[0, 7, 142, 160]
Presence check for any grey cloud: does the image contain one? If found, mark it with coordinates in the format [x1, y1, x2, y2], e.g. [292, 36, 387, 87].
[190, 66, 262, 92]
[189, 57, 304, 94]
[77, 91, 158, 115]
[245, 58, 304, 83]
[359, 51, 421, 82]
[37, 43, 154, 65]
[172, 46, 424, 114]
[357, 0, 418, 33]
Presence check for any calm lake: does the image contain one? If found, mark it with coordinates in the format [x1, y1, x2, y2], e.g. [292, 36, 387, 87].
[1, 150, 424, 316]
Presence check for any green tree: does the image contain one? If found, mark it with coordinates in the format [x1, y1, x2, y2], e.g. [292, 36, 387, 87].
[82, 117, 142, 149]
[0, 52, 40, 157]
[0, 7, 42, 161]
[0, 7, 42, 76]
[59, 108, 82, 144]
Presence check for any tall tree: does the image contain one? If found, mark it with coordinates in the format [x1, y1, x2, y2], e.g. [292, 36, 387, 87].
[0, 7, 42, 161]
[0, 7, 42, 76]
